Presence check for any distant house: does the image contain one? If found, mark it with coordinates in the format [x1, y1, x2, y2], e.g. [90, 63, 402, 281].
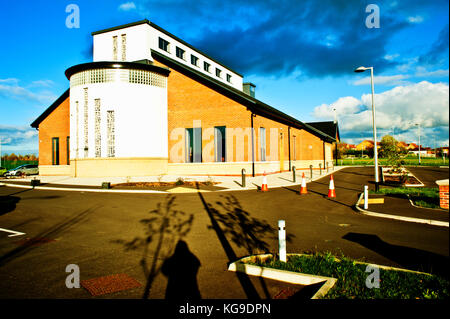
[356, 140, 374, 151]
[407, 143, 418, 150]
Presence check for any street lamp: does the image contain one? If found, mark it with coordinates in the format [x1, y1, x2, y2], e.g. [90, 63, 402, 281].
[354, 66, 379, 191]
[415, 123, 421, 165]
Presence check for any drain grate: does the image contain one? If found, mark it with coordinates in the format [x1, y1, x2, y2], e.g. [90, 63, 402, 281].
[81, 273, 142, 296]
[14, 237, 56, 247]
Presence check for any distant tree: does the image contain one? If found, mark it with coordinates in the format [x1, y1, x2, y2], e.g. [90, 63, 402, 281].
[7, 153, 18, 161]
[380, 135, 404, 170]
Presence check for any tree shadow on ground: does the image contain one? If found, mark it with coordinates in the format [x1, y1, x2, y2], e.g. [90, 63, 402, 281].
[342, 232, 450, 278]
[113, 195, 194, 299]
[197, 189, 295, 299]
[0, 196, 20, 216]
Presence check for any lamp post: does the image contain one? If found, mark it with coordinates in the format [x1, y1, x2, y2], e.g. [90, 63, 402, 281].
[355, 66, 379, 191]
[415, 123, 421, 165]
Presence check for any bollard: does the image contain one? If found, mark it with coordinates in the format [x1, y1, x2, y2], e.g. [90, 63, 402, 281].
[292, 166, 296, 183]
[319, 163, 322, 175]
[364, 185, 368, 210]
[326, 162, 329, 173]
[309, 165, 313, 180]
[241, 169, 246, 188]
[278, 220, 286, 262]
[102, 182, 111, 189]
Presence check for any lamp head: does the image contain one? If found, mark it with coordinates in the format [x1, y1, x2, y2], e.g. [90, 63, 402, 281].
[354, 66, 368, 73]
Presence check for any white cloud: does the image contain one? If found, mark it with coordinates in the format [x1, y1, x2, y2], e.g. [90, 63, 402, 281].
[0, 78, 56, 104]
[118, 2, 136, 11]
[384, 53, 399, 61]
[0, 125, 39, 154]
[29, 79, 54, 88]
[415, 67, 449, 78]
[352, 74, 410, 86]
[408, 16, 424, 23]
[313, 81, 449, 146]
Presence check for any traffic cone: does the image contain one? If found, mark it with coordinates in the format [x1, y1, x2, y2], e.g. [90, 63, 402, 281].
[261, 172, 269, 192]
[328, 174, 336, 198]
[299, 173, 307, 194]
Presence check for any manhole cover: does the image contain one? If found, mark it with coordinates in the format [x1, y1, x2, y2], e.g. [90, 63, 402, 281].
[14, 237, 56, 247]
[81, 273, 142, 296]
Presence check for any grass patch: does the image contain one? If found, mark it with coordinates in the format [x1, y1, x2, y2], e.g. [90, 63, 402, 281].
[370, 187, 442, 209]
[337, 157, 448, 167]
[249, 252, 449, 299]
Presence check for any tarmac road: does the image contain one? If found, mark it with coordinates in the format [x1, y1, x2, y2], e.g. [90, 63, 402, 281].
[0, 166, 448, 299]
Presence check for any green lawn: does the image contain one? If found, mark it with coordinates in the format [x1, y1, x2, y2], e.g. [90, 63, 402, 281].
[250, 252, 449, 299]
[337, 157, 448, 167]
[370, 187, 442, 209]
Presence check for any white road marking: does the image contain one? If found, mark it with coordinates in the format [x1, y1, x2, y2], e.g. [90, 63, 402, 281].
[0, 228, 26, 237]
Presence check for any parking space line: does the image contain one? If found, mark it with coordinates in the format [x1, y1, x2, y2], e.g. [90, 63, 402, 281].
[0, 228, 26, 237]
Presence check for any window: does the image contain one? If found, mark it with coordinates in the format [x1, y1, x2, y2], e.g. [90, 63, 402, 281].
[121, 34, 126, 61]
[226, 74, 232, 83]
[216, 68, 222, 78]
[191, 54, 199, 66]
[176, 47, 185, 60]
[94, 99, 101, 158]
[293, 136, 296, 161]
[158, 37, 170, 52]
[186, 128, 202, 163]
[52, 137, 60, 165]
[83, 88, 88, 158]
[204, 61, 211, 73]
[67, 136, 70, 164]
[107, 111, 115, 157]
[112, 36, 118, 60]
[260, 127, 266, 161]
[75, 101, 79, 158]
[214, 126, 226, 162]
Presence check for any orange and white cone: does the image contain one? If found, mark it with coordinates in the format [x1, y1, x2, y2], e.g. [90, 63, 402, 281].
[299, 173, 307, 195]
[328, 174, 336, 198]
[261, 172, 269, 192]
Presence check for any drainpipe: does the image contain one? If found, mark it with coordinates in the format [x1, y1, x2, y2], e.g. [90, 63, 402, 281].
[251, 113, 255, 177]
[288, 127, 291, 171]
[323, 141, 326, 169]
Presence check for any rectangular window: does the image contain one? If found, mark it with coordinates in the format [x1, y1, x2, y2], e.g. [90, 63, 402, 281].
[112, 36, 118, 61]
[158, 37, 170, 52]
[66, 136, 70, 164]
[186, 128, 202, 163]
[75, 101, 79, 158]
[226, 74, 232, 83]
[204, 61, 210, 73]
[214, 126, 226, 162]
[260, 127, 266, 161]
[121, 34, 126, 61]
[52, 137, 60, 165]
[293, 136, 296, 161]
[191, 54, 199, 66]
[83, 88, 88, 158]
[94, 99, 101, 158]
[176, 47, 185, 60]
[216, 68, 222, 78]
[107, 110, 115, 157]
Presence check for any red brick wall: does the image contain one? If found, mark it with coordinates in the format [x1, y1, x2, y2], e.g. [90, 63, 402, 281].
[439, 185, 449, 209]
[38, 96, 70, 165]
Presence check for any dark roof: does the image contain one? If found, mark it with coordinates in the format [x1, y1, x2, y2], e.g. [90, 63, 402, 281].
[30, 89, 69, 129]
[306, 121, 340, 141]
[151, 50, 335, 143]
[65, 60, 171, 79]
[91, 19, 243, 77]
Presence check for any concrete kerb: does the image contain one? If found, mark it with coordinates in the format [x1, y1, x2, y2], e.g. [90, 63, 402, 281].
[355, 192, 449, 227]
[0, 166, 347, 194]
[228, 253, 435, 299]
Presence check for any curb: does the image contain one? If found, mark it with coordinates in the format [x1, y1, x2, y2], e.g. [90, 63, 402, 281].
[0, 167, 346, 194]
[355, 193, 449, 227]
[406, 194, 449, 212]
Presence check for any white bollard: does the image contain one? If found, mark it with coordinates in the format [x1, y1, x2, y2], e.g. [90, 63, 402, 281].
[364, 185, 369, 210]
[278, 220, 286, 262]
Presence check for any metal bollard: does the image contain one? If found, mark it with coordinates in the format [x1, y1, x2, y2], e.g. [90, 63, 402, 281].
[364, 185, 368, 209]
[319, 163, 322, 175]
[241, 168, 246, 188]
[292, 166, 296, 183]
[278, 220, 286, 262]
[310, 165, 313, 180]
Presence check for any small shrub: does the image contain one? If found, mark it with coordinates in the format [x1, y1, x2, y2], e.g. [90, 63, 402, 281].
[175, 177, 185, 185]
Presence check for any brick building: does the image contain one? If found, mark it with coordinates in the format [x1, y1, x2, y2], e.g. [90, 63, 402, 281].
[31, 20, 337, 177]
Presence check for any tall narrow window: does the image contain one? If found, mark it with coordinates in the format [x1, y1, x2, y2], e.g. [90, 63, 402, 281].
[204, 61, 210, 73]
[121, 34, 126, 61]
[226, 74, 232, 83]
[112, 36, 118, 60]
[293, 136, 296, 161]
[94, 99, 101, 157]
[66, 136, 70, 164]
[158, 37, 170, 52]
[185, 128, 202, 163]
[75, 101, 79, 158]
[260, 127, 266, 161]
[214, 126, 226, 162]
[52, 137, 60, 165]
[107, 110, 115, 157]
[83, 88, 89, 158]
[216, 68, 222, 78]
[176, 47, 185, 60]
[191, 55, 198, 66]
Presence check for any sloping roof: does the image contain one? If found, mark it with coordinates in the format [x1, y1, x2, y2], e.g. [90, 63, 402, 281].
[30, 89, 69, 129]
[151, 50, 335, 143]
[306, 121, 340, 141]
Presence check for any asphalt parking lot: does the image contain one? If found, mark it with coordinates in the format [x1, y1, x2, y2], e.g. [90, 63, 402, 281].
[0, 166, 448, 299]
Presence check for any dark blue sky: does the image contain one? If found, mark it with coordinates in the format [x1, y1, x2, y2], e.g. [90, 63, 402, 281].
[0, 0, 448, 154]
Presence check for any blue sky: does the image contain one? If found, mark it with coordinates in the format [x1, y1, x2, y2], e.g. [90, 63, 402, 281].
[0, 0, 448, 155]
